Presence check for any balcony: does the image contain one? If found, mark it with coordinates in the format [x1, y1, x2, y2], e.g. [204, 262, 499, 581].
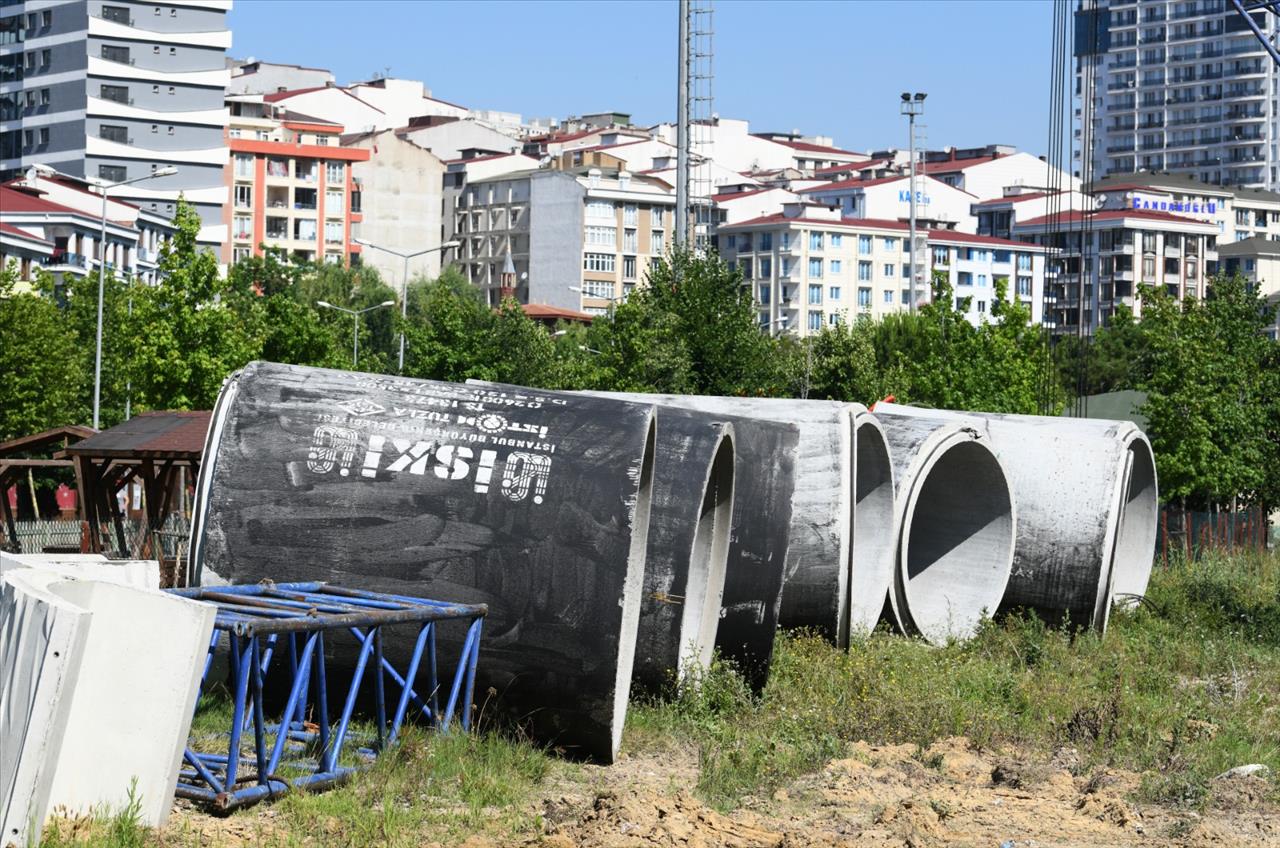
[49, 250, 88, 268]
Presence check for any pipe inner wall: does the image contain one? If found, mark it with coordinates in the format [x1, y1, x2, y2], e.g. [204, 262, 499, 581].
[1110, 436, 1159, 605]
[849, 414, 896, 638]
[677, 433, 735, 681]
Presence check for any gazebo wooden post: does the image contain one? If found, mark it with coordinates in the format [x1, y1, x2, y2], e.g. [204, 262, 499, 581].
[0, 466, 20, 553]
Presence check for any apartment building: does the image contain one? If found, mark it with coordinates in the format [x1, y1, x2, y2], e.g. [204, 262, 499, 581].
[456, 167, 675, 314]
[1, 170, 175, 292]
[1, 0, 232, 246]
[224, 97, 368, 266]
[1076, 0, 1278, 188]
[1012, 207, 1218, 333]
[442, 150, 539, 246]
[1091, 170, 1280, 242]
[799, 174, 979, 233]
[718, 202, 1047, 335]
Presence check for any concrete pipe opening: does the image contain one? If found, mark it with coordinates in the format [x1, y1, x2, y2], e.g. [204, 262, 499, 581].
[677, 432, 735, 682]
[900, 440, 1015, 645]
[848, 417, 895, 638]
[1109, 437, 1159, 607]
[612, 418, 656, 758]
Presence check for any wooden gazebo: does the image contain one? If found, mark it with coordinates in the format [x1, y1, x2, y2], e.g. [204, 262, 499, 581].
[60, 411, 210, 559]
[0, 424, 96, 553]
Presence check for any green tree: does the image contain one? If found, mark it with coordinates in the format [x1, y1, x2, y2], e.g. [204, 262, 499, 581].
[805, 318, 886, 404]
[126, 197, 263, 410]
[0, 262, 87, 440]
[1139, 274, 1276, 508]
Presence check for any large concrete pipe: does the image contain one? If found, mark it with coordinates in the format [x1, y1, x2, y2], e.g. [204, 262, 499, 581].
[880, 404, 1158, 628]
[189, 362, 657, 762]
[874, 409, 1017, 645]
[585, 394, 895, 646]
[575, 391, 800, 688]
[469, 382, 738, 694]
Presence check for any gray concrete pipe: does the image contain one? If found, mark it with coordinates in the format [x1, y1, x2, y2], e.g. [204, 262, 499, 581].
[190, 362, 658, 762]
[468, 382, 741, 694]
[585, 394, 896, 647]
[878, 404, 1158, 629]
[874, 409, 1017, 645]
[568, 390, 800, 689]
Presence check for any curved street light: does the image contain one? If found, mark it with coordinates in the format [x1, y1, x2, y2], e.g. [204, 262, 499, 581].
[353, 237, 461, 372]
[316, 299, 395, 368]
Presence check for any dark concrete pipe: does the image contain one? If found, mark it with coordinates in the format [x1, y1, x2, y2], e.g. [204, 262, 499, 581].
[584, 395, 895, 647]
[559, 389, 801, 688]
[189, 362, 657, 762]
[879, 404, 1158, 629]
[875, 410, 1017, 645]
[470, 382, 740, 693]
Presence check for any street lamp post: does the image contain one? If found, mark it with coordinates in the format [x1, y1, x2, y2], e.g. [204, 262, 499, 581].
[316, 300, 395, 368]
[568, 285, 622, 317]
[91, 166, 178, 430]
[353, 238, 460, 372]
[900, 92, 926, 314]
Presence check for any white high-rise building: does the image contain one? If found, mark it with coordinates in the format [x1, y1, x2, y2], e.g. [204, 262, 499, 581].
[1076, 0, 1278, 189]
[1, 1, 232, 244]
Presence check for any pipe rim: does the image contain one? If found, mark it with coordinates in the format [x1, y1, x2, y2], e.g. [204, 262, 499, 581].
[677, 428, 735, 680]
[849, 413, 896, 639]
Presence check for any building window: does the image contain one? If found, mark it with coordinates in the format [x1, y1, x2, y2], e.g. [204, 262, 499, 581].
[266, 157, 289, 178]
[42, 10, 51, 27]
[37, 127, 47, 145]
[582, 279, 614, 298]
[23, 129, 33, 147]
[977, 300, 987, 313]
[759, 257, 771, 277]
[325, 161, 344, 183]
[623, 204, 637, 226]
[234, 153, 254, 178]
[101, 44, 130, 64]
[152, 84, 160, 94]
[884, 263, 895, 277]
[829, 286, 841, 300]
[583, 252, 616, 273]
[294, 219, 317, 241]
[153, 45, 160, 54]
[623, 228, 637, 252]
[958, 271, 972, 286]
[40, 88, 50, 106]
[586, 200, 613, 219]
[882, 237, 898, 251]
[829, 313, 842, 326]
[857, 287, 871, 307]
[24, 91, 35, 108]
[100, 84, 129, 104]
[1017, 276, 1032, 296]
[650, 206, 663, 228]
[830, 233, 843, 248]
[758, 284, 771, 305]
[623, 255, 637, 280]
[741, 258, 753, 279]
[808, 258, 823, 278]
[830, 259, 842, 274]
[883, 289, 893, 304]
[977, 273, 988, 287]
[809, 232, 823, 250]
[232, 247, 252, 264]
[40, 48, 49, 66]
[1142, 256, 1156, 279]
[808, 311, 822, 331]
[808, 284, 822, 304]
[168, 46, 176, 56]
[932, 246, 949, 265]
[98, 164, 127, 182]
[325, 220, 343, 244]
[325, 189, 343, 215]
[651, 230, 665, 253]
[167, 86, 174, 95]
[1017, 253, 1032, 271]
[858, 261, 872, 281]
[234, 184, 252, 208]
[759, 232, 772, 250]
[99, 124, 128, 143]
[586, 226, 616, 247]
[233, 215, 252, 240]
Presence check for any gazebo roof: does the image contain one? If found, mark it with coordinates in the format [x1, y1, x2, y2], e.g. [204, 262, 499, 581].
[61, 411, 211, 462]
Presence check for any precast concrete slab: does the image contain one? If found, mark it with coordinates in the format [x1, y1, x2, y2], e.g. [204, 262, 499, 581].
[875, 410, 1016, 645]
[879, 404, 1158, 628]
[0, 553, 159, 590]
[191, 362, 657, 762]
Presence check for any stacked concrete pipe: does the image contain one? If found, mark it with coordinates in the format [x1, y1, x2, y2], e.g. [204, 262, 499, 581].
[879, 404, 1158, 629]
[469, 381, 744, 694]
[587, 394, 896, 647]
[190, 362, 658, 762]
[576, 390, 801, 688]
[874, 409, 1017, 645]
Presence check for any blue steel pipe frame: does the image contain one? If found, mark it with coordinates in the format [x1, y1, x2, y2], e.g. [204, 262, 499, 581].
[168, 582, 486, 813]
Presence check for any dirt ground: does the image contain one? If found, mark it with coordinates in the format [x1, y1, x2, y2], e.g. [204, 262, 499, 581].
[531, 737, 1278, 848]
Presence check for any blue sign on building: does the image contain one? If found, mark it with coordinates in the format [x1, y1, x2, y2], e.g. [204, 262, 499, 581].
[1132, 195, 1216, 215]
[898, 189, 931, 205]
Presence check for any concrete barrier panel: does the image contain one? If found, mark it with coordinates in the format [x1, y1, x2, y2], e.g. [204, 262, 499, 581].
[0, 553, 159, 590]
[0, 570, 91, 848]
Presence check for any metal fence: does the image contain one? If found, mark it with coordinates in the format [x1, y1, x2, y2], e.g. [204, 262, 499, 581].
[2, 515, 190, 564]
[1158, 506, 1271, 564]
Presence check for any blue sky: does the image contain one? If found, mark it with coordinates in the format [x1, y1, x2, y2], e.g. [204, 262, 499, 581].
[229, 0, 1055, 155]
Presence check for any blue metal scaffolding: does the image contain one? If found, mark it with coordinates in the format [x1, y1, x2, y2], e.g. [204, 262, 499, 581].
[168, 582, 486, 812]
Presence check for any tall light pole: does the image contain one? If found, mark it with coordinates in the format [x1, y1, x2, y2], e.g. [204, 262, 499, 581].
[92, 165, 178, 430]
[353, 237, 460, 372]
[316, 300, 395, 368]
[900, 92, 926, 314]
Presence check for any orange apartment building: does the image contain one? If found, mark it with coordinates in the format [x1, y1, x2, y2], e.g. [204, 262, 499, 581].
[223, 96, 369, 266]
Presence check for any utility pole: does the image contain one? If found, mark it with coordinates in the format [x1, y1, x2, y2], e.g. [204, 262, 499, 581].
[675, 0, 690, 248]
[900, 92, 926, 313]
